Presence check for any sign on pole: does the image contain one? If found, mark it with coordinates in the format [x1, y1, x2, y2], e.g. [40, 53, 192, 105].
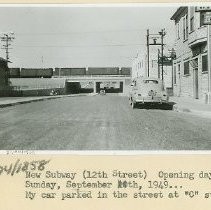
[158, 56, 172, 66]
[202, 12, 211, 25]
[195, 6, 211, 12]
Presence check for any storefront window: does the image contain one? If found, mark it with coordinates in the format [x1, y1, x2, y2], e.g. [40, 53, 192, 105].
[183, 14, 188, 41]
[184, 61, 190, 75]
[190, 7, 194, 32]
[174, 66, 177, 84]
[202, 55, 208, 72]
[190, 17, 194, 32]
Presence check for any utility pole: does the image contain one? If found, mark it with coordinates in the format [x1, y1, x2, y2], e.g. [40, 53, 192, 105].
[0, 32, 14, 84]
[161, 30, 164, 80]
[146, 29, 165, 79]
[147, 29, 150, 77]
[0, 32, 15, 61]
[159, 29, 166, 81]
[41, 56, 44, 69]
[169, 48, 176, 90]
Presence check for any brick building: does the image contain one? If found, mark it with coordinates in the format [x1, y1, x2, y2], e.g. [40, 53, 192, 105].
[0, 57, 10, 96]
[171, 7, 208, 99]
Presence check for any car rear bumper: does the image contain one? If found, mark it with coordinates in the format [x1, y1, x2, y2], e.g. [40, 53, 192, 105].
[134, 97, 168, 104]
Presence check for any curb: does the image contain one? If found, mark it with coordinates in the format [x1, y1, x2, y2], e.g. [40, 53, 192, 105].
[173, 105, 191, 113]
[0, 93, 95, 108]
[0, 96, 62, 108]
[173, 104, 211, 118]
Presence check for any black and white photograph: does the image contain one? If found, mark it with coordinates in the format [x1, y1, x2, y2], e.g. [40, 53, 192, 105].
[0, 4, 211, 150]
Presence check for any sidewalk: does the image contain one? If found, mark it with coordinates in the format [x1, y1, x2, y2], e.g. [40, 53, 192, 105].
[170, 96, 211, 118]
[0, 93, 97, 108]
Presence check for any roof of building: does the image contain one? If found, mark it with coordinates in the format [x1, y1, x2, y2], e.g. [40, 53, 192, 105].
[0, 57, 7, 62]
[0, 57, 11, 63]
[170, 7, 188, 21]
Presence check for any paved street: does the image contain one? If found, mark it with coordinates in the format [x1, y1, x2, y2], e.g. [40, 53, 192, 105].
[0, 95, 211, 150]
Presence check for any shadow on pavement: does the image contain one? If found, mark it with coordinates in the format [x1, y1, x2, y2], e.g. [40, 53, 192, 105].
[136, 102, 176, 110]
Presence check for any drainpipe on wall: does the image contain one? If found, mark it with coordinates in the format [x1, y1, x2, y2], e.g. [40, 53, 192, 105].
[171, 61, 174, 90]
[177, 63, 181, 97]
[178, 72, 181, 97]
[207, 25, 211, 103]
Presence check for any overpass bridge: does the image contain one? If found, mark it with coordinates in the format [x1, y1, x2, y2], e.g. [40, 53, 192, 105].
[55, 75, 131, 95]
[10, 75, 132, 96]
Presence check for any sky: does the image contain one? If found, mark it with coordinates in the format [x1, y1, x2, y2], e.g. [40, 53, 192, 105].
[0, 5, 177, 68]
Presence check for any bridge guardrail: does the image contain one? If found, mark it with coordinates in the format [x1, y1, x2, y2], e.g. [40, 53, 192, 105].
[52, 75, 131, 78]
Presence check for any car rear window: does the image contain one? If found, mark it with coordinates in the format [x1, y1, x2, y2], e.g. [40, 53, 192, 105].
[143, 80, 158, 84]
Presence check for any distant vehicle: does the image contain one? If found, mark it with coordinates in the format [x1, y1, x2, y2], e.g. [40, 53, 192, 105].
[50, 89, 59, 96]
[129, 77, 169, 109]
[99, 89, 106, 95]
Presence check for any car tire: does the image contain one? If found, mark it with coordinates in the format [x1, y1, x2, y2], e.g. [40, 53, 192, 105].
[131, 100, 136, 109]
[129, 97, 132, 105]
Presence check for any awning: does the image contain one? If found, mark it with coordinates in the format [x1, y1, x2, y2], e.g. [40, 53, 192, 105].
[189, 37, 207, 48]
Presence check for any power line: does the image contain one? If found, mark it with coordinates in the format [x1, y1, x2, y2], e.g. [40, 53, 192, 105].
[14, 43, 145, 48]
[15, 26, 173, 36]
[15, 29, 147, 36]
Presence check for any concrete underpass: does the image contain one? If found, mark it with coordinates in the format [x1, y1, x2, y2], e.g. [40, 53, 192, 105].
[64, 76, 131, 95]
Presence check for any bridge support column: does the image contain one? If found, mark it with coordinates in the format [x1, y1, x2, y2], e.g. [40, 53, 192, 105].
[122, 80, 126, 95]
[93, 81, 97, 93]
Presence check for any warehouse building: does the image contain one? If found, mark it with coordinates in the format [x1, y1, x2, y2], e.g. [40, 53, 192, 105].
[171, 7, 209, 100]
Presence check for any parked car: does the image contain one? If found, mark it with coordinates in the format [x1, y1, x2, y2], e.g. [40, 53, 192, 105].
[129, 77, 169, 108]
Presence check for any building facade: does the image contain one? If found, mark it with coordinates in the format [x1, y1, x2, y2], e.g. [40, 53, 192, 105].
[132, 53, 147, 78]
[132, 52, 161, 78]
[132, 52, 173, 88]
[171, 7, 208, 99]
